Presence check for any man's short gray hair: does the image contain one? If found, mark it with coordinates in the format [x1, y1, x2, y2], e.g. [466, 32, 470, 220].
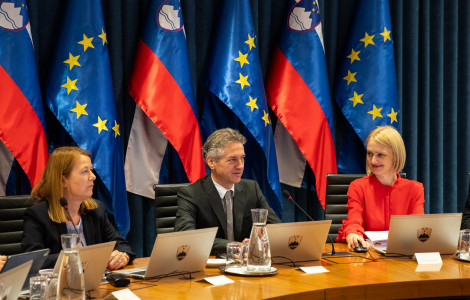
[202, 128, 247, 163]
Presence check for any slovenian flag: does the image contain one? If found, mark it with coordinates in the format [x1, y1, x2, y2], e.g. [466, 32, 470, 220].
[266, 0, 336, 208]
[0, 0, 48, 190]
[126, 0, 205, 199]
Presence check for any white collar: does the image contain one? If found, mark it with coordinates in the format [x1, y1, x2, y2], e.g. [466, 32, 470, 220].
[211, 176, 235, 199]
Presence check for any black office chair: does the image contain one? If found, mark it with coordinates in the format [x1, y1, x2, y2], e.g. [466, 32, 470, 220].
[0, 195, 33, 255]
[324, 173, 406, 240]
[154, 183, 189, 235]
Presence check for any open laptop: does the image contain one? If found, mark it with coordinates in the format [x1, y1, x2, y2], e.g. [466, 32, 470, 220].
[1, 248, 49, 291]
[53, 241, 116, 291]
[114, 227, 217, 279]
[0, 261, 32, 300]
[267, 220, 331, 262]
[371, 213, 462, 255]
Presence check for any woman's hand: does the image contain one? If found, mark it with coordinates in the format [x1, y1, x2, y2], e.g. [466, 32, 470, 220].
[108, 250, 130, 270]
[0, 255, 6, 272]
[346, 233, 370, 251]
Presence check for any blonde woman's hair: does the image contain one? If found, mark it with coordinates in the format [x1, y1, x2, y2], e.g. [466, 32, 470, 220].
[31, 146, 97, 223]
[365, 126, 406, 175]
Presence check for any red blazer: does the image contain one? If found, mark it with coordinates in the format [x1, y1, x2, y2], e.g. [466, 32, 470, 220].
[336, 174, 425, 243]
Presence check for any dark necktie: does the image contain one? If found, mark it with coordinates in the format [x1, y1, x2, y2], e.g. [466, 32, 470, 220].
[223, 191, 234, 241]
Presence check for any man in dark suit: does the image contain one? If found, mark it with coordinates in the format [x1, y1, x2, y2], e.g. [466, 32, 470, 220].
[174, 128, 280, 254]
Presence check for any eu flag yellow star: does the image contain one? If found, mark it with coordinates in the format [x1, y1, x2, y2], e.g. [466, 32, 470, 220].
[347, 48, 361, 64]
[61, 77, 79, 94]
[112, 120, 120, 137]
[245, 34, 256, 51]
[93, 116, 108, 134]
[246, 95, 258, 112]
[235, 73, 250, 90]
[98, 28, 107, 45]
[368, 105, 383, 120]
[343, 70, 357, 86]
[70, 101, 88, 119]
[78, 34, 95, 52]
[380, 27, 391, 42]
[387, 108, 398, 123]
[348, 91, 364, 107]
[262, 110, 270, 126]
[64, 53, 81, 71]
[360, 32, 375, 48]
[234, 51, 249, 68]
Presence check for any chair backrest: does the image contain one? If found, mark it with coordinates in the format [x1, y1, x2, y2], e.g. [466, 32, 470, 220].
[324, 173, 406, 240]
[0, 195, 33, 255]
[154, 183, 189, 235]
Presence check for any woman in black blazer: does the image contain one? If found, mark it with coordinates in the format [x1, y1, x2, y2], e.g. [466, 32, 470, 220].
[22, 146, 135, 269]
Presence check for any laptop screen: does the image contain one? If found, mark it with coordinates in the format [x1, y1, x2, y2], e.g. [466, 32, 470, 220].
[268, 220, 331, 262]
[384, 213, 462, 255]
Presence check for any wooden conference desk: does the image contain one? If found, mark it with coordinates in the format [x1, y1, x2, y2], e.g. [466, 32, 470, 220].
[95, 244, 470, 299]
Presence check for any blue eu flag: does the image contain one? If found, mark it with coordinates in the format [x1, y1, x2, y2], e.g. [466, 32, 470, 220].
[335, 0, 400, 172]
[45, 0, 129, 236]
[202, 0, 282, 216]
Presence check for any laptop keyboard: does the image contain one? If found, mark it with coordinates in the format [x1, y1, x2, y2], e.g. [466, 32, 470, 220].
[115, 266, 147, 276]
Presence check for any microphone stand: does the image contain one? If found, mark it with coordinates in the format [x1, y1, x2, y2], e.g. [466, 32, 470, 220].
[60, 198, 82, 245]
[283, 191, 350, 257]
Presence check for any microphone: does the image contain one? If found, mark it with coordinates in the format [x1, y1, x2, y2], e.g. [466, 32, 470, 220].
[282, 190, 345, 257]
[60, 197, 80, 237]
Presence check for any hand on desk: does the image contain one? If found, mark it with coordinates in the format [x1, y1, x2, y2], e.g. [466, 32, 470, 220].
[108, 250, 130, 270]
[346, 233, 370, 251]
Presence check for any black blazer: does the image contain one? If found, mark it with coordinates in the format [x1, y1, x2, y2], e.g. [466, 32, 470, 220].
[461, 185, 470, 229]
[21, 200, 135, 268]
[174, 176, 281, 254]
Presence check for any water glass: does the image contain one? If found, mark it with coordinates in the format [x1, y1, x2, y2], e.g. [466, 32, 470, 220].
[458, 229, 470, 259]
[39, 270, 58, 300]
[44, 276, 58, 300]
[61, 234, 81, 251]
[226, 242, 243, 270]
[29, 275, 47, 300]
[241, 240, 249, 268]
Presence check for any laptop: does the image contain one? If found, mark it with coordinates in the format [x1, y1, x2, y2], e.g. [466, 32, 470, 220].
[267, 220, 331, 262]
[0, 261, 32, 300]
[370, 213, 462, 255]
[52, 241, 116, 291]
[114, 227, 217, 279]
[0, 248, 49, 291]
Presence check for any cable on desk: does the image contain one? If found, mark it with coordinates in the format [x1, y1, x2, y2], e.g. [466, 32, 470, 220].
[271, 256, 297, 268]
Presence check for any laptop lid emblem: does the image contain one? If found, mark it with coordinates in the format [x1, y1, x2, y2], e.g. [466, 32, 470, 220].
[288, 235, 303, 249]
[417, 228, 432, 242]
[176, 245, 190, 261]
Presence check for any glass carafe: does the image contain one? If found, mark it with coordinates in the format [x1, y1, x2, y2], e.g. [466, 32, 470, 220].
[246, 208, 271, 272]
[57, 234, 85, 300]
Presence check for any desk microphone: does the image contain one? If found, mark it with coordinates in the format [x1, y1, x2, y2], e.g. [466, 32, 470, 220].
[282, 190, 340, 256]
[60, 197, 80, 236]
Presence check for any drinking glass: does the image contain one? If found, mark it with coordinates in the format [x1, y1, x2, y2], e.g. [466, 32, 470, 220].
[226, 242, 243, 270]
[29, 275, 47, 300]
[457, 229, 470, 260]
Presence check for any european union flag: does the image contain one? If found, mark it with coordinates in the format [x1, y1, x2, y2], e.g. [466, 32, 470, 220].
[335, 0, 399, 171]
[45, 0, 129, 236]
[203, 0, 282, 216]
[0, 0, 48, 187]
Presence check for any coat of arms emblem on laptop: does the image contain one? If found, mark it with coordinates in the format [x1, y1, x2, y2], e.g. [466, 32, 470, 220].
[417, 228, 432, 242]
[176, 245, 190, 261]
[288, 235, 303, 249]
